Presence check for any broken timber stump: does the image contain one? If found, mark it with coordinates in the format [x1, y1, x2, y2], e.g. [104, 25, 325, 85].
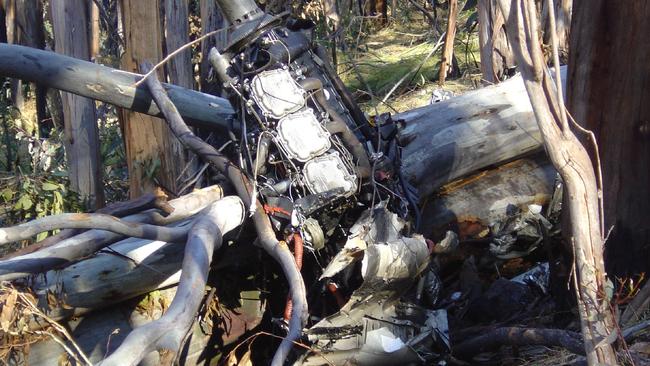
[398, 67, 566, 198]
[421, 153, 557, 241]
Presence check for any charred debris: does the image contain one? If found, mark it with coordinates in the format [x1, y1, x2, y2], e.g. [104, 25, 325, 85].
[0, 1, 642, 366]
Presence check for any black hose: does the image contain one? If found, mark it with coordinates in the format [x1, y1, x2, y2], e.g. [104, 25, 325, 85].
[314, 45, 376, 143]
[299, 77, 372, 179]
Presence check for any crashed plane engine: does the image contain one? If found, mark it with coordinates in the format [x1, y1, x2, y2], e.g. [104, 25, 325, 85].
[209, 0, 441, 363]
[209, 1, 418, 251]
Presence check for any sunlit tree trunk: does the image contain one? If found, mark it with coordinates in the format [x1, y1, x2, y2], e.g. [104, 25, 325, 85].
[119, 0, 186, 198]
[51, 0, 105, 208]
[439, 0, 459, 84]
[6, 0, 46, 120]
[477, 0, 515, 83]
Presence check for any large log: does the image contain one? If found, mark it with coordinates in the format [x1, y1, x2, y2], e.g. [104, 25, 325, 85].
[0, 44, 234, 130]
[397, 67, 565, 198]
[0, 43, 568, 200]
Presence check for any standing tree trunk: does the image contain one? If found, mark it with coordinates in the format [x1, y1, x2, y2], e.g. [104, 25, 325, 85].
[477, 0, 516, 83]
[90, 2, 100, 60]
[438, 0, 459, 84]
[163, 0, 192, 89]
[7, 0, 47, 121]
[51, 0, 105, 209]
[0, 1, 5, 44]
[542, 0, 572, 63]
[199, 0, 226, 94]
[119, 0, 186, 198]
[567, 0, 650, 276]
[496, 0, 617, 363]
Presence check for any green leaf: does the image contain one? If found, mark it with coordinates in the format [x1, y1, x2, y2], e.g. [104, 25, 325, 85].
[41, 182, 60, 191]
[0, 188, 13, 202]
[14, 195, 33, 211]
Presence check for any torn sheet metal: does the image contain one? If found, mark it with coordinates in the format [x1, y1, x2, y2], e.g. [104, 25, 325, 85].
[299, 225, 449, 365]
[488, 204, 553, 259]
[319, 201, 406, 280]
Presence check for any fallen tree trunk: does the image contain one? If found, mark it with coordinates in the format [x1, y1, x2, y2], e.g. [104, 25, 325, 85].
[0, 185, 225, 281]
[0, 43, 567, 201]
[421, 153, 557, 240]
[99, 197, 244, 366]
[453, 327, 586, 358]
[397, 67, 565, 198]
[0, 44, 234, 130]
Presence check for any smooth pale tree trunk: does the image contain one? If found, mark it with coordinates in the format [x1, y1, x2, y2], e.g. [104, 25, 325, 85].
[90, 2, 100, 60]
[119, 0, 186, 198]
[567, 0, 650, 276]
[51, 0, 105, 209]
[477, 0, 516, 83]
[438, 0, 458, 84]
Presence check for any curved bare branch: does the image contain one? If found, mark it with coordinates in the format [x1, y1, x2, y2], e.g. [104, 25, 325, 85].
[98, 196, 245, 366]
[0, 185, 225, 281]
[142, 62, 307, 366]
[0, 213, 188, 245]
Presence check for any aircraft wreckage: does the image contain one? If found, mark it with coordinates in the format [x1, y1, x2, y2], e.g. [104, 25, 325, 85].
[0, 1, 571, 365]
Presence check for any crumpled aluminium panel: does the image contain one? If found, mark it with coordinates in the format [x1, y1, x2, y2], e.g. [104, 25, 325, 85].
[298, 209, 450, 365]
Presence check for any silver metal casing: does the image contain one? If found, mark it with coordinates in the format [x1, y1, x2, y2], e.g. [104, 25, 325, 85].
[276, 109, 331, 162]
[303, 152, 357, 195]
[250, 69, 305, 119]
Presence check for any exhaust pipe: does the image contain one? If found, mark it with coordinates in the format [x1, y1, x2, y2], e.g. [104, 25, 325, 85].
[215, 0, 264, 25]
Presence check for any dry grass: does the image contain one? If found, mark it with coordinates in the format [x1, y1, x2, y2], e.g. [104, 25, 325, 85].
[335, 15, 481, 115]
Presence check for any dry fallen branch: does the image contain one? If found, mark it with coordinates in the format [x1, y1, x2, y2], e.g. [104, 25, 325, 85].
[2, 191, 170, 260]
[0, 283, 91, 365]
[98, 197, 245, 366]
[495, 0, 618, 364]
[453, 327, 586, 357]
[141, 62, 307, 366]
[0, 213, 188, 245]
[0, 185, 225, 281]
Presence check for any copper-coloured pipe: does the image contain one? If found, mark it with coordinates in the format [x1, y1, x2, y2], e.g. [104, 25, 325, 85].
[284, 233, 304, 321]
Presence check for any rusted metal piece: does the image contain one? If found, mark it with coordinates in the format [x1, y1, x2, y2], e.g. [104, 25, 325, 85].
[420, 154, 556, 241]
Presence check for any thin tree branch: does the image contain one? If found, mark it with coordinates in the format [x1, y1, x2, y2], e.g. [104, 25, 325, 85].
[0, 213, 188, 245]
[141, 62, 307, 366]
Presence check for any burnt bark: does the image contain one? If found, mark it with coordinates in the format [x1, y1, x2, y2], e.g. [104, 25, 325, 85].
[567, 0, 650, 277]
[454, 327, 586, 357]
[199, 0, 227, 95]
